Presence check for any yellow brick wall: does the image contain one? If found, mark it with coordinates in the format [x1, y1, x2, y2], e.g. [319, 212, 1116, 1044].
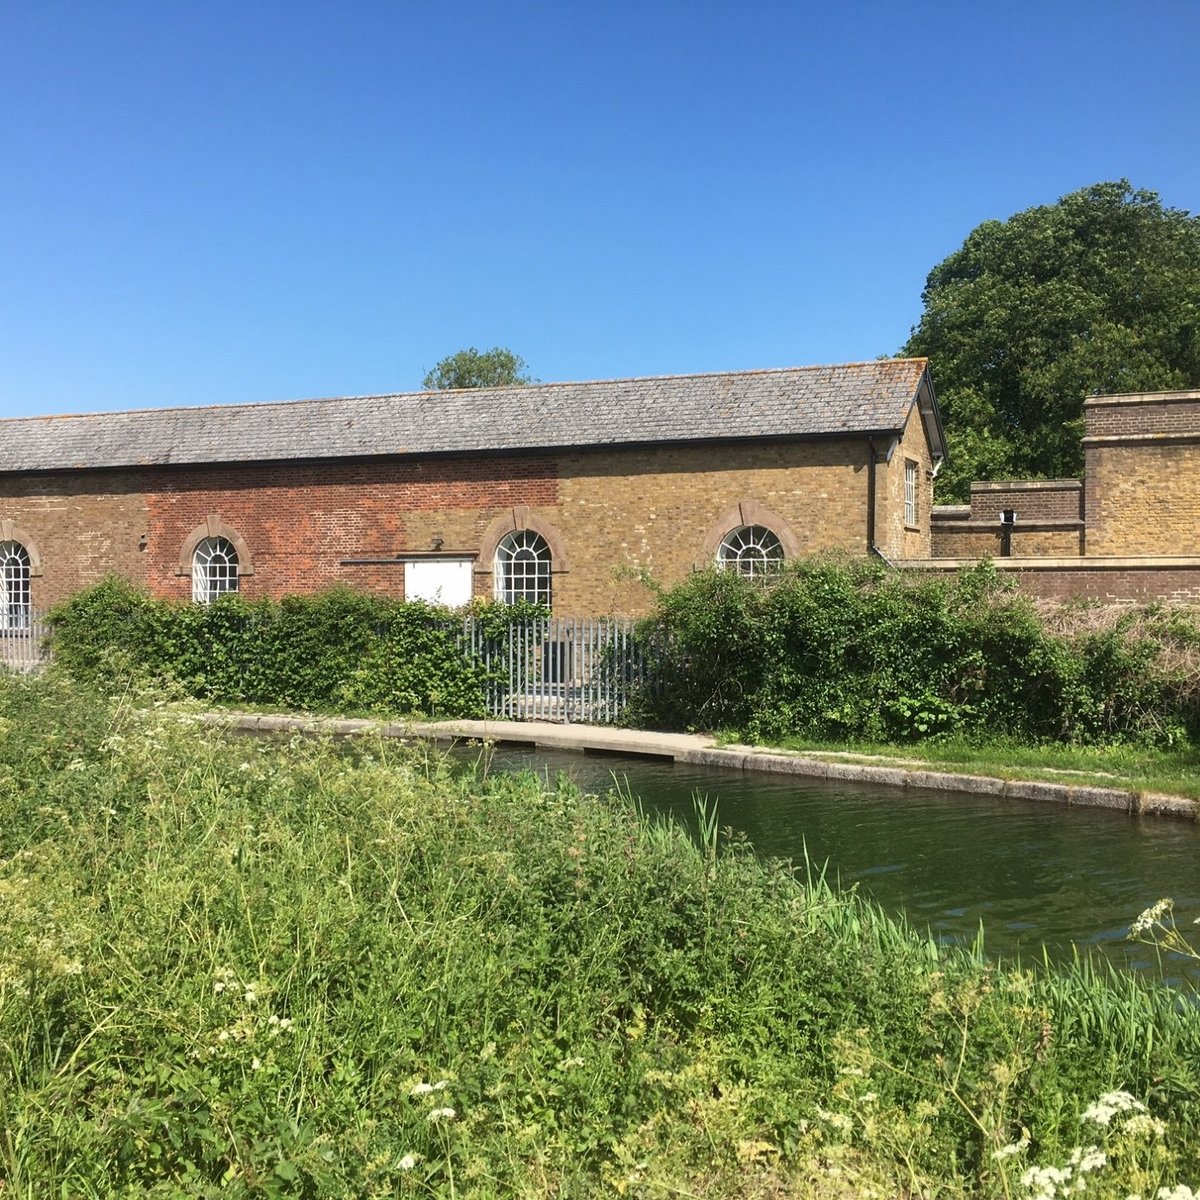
[878, 405, 933, 559]
[931, 526, 1084, 559]
[1085, 442, 1200, 556]
[549, 439, 872, 614]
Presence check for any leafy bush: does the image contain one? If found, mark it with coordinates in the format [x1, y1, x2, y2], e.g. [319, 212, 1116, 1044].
[634, 559, 1200, 746]
[46, 578, 548, 718]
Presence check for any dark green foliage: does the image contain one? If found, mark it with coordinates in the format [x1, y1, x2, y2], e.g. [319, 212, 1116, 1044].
[635, 559, 1200, 746]
[45, 578, 544, 718]
[903, 181, 1200, 500]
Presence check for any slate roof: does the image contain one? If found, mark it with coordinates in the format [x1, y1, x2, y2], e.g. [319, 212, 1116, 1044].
[0, 359, 938, 473]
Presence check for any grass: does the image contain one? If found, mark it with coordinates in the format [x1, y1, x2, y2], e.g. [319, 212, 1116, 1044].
[728, 734, 1200, 802]
[2, 670, 1200, 1198]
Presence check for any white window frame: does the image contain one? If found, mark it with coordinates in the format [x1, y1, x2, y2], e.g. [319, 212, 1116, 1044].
[192, 536, 239, 604]
[0, 540, 32, 629]
[717, 525, 785, 577]
[494, 530, 552, 606]
[904, 459, 918, 527]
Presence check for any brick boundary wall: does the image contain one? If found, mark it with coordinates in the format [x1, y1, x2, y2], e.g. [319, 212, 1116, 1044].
[931, 480, 1084, 560]
[902, 557, 1200, 604]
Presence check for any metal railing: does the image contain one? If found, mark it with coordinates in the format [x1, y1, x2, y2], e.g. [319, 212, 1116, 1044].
[0, 607, 50, 673]
[463, 615, 646, 724]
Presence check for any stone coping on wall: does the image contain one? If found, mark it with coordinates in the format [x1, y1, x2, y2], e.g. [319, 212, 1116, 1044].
[926, 518, 1084, 533]
[206, 711, 1198, 822]
[1084, 389, 1200, 407]
[902, 555, 1200, 571]
[967, 479, 1082, 492]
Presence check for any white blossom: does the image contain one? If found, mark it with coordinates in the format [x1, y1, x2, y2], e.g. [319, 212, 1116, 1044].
[1130, 899, 1173, 937]
[1082, 1091, 1147, 1127]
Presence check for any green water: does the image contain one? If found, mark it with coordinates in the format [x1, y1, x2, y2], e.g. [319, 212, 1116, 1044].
[470, 743, 1200, 978]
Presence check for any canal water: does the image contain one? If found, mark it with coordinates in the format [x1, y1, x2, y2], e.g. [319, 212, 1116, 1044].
[469, 743, 1200, 979]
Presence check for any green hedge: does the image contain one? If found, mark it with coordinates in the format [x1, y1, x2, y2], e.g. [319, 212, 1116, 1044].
[633, 559, 1200, 746]
[46, 578, 543, 718]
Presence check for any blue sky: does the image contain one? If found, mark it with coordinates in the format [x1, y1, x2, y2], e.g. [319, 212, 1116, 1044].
[2, 1, 1198, 418]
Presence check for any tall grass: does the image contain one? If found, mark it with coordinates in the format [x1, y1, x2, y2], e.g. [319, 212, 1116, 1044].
[1, 671, 1197, 1197]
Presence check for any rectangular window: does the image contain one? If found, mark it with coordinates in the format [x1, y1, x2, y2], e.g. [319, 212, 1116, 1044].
[904, 459, 918, 527]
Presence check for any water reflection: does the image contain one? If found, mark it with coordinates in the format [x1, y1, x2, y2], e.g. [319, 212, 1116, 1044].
[468, 744, 1200, 980]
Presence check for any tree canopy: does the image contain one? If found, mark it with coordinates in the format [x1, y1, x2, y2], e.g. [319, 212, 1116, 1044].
[422, 346, 533, 390]
[902, 181, 1200, 501]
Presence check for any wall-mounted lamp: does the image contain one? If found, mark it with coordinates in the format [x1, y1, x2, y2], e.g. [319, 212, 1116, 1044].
[430, 535, 444, 551]
[999, 510, 1017, 557]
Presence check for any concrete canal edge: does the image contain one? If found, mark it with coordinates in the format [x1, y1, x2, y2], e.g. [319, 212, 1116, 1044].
[213, 712, 1199, 822]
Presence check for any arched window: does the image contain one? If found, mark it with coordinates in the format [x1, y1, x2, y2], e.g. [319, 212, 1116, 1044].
[0, 541, 32, 628]
[717, 525, 784, 577]
[192, 536, 239, 604]
[494, 530, 552, 606]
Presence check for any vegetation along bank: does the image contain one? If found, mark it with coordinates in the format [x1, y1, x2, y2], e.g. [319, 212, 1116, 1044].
[1, 671, 1199, 1197]
[49, 561, 1200, 755]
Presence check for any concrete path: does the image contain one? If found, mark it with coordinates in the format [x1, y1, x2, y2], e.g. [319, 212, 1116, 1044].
[216, 711, 1198, 821]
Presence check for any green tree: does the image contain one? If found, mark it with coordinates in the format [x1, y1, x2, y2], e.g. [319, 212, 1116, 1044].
[903, 182, 1200, 500]
[422, 346, 534, 390]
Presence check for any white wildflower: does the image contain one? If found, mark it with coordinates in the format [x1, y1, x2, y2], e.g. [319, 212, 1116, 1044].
[214, 981, 227, 993]
[427, 1107, 456, 1122]
[251, 1056, 262, 1070]
[243, 987, 257, 1003]
[993, 1133, 1030, 1161]
[1082, 1091, 1146, 1127]
[1069, 1145, 1107, 1173]
[1022, 1164, 1072, 1200]
[410, 1081, 435, 1096]
[398, 1154, 418, 1170]
[558, 1056, 585, 1070]
[1157, 1188, 1198, 1200]
[1122, 1113, 1166, 1139]
[1130, 899, 1173, 937]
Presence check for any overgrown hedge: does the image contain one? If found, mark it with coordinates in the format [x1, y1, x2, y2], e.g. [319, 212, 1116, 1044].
[46, 578, 543, 718]
[634, 559, 1200, 746]
[44, 566, 1200, 746]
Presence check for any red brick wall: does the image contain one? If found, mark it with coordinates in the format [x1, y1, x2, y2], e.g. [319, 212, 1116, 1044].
[907, 560, 1200, 604]
[141, 457, 558, 600]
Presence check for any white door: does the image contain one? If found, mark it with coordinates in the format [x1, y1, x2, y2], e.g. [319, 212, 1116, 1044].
[404, 559, 474, 607]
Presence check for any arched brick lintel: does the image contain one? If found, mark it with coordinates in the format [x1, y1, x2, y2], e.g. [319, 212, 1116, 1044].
[475, 506, 570, 576]
[700, 500, 800, 566]
[175, 516, 255, 578]
[0, 518, 45, 576]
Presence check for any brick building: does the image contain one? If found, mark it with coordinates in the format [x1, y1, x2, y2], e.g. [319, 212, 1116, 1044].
[0, 359, 944, 621]
[923, 388, 1200, 602]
